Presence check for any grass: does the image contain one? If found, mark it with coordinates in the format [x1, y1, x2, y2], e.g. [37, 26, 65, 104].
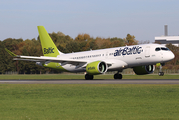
[0, 84, 179, 120]
[0, 74, 179, 80]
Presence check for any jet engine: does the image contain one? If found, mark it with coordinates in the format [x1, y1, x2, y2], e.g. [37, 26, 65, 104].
[133, 65, 155, 75]
[86, 61, 107, 75]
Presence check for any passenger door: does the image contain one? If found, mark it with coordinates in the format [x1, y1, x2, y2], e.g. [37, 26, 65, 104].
[145, 46, 150, 58]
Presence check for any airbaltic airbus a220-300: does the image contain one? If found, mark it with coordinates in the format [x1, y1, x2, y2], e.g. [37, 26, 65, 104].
[6, 26, 175, 80]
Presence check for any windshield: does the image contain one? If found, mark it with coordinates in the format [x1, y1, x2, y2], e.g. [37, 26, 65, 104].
[155, 47, 170, 51]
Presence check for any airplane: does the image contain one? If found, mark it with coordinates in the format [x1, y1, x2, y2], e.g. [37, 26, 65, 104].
[5, 26, 175, 80]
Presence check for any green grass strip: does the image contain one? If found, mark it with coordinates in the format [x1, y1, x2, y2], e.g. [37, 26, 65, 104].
[0, 84, 179, 120]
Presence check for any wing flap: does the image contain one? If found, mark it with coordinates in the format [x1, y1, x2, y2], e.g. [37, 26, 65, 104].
[13, 58, 43, 62]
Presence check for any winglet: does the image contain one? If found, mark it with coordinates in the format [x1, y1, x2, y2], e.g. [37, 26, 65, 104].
[5, 48, 17, 57]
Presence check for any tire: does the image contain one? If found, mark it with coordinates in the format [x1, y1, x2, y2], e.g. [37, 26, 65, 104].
[114, 73, 122, 79]
[85, 74, 94, 80]
[158, 72, 164, 76]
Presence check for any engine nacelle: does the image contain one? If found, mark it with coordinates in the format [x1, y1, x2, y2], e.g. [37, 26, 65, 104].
[86, 61, 107, 75]
[133, 65, 155, 75]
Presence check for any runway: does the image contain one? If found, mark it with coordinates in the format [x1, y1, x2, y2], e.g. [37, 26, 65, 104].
[0, 79, 179, 84]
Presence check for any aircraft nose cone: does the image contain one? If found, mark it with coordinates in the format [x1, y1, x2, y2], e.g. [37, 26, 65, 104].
[171, 52, 175, 60]
[168, 52, 175, 61]
[163, 51, 175, 62]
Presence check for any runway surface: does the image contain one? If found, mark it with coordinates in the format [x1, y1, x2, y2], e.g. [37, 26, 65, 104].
[0, 79, 179, 84]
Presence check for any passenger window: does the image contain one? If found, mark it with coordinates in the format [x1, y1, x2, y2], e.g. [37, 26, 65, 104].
[155, 48, 160, 51]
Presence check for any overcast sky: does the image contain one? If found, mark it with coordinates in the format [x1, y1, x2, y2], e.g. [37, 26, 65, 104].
[0, 0, 179, 43]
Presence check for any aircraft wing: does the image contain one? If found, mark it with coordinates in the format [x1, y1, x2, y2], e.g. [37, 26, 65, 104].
[13, 55, 128, 68]
[5, 48, 87, 66]
[13, 55, 88, 63]
[5, 48, 127, 69]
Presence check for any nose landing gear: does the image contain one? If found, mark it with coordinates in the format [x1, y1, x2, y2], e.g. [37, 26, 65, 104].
[157, 63, 165, 76]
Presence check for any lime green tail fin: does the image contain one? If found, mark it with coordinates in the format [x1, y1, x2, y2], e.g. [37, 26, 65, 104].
[37, 26, 62, 57]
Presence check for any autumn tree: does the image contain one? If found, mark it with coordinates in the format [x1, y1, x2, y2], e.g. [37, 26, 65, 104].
[110, 37, 125, 47]
[74, 34, 90, 42]
[65, 41, 80, 53]
[5, 31, 179, 74]
[0, 41, 8, 73]
[166, 43, 179, 67]
[124, 34, 138, 46]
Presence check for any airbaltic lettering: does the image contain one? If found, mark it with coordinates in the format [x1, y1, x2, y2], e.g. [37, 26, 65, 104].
[114, 46, 143, 56]
[88, 67, 95, 70]
[44, 47, 54, 54]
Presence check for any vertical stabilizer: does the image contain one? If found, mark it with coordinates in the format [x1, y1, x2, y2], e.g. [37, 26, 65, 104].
[37, 26, 62, 57]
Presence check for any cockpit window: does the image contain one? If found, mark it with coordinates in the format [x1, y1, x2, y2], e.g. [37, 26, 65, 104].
[155, 47, 161, 51]
[155, 47, 170, 51]
[161, 47, 170, 51]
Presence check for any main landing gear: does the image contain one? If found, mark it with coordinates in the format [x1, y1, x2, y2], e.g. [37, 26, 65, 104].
[114, 71, 123, 79]
[85, 74, 94, 80]
[85, 73, 123, 80]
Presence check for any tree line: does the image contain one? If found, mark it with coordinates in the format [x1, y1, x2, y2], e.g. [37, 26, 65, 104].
[0, 32, 178, 74]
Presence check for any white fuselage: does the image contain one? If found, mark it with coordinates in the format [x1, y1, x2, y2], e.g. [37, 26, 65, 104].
[53, 44, 175, 72]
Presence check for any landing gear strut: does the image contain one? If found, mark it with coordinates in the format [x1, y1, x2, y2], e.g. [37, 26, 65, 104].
[114, 71, 123, 79]
[85, 74, 94, 80]
[158, 63, 164, 76]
